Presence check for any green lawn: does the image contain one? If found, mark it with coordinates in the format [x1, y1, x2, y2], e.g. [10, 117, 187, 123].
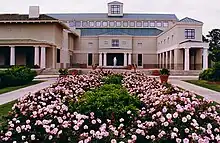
[0, 100, 17, 128]
[0, 80, 44, 94]
[184, 80, 220, 92]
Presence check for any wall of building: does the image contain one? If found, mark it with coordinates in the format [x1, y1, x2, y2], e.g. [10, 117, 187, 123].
[99, 35, 132, 50]
[0, 23, 63, 47]
[157, 23, 203, 52]
[132, 37, 157, 68]
[176, 24, 202, 42]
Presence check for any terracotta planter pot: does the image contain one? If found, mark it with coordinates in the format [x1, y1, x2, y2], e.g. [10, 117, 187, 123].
[72, 70, 78, 76]
[160, 75, 169, 83]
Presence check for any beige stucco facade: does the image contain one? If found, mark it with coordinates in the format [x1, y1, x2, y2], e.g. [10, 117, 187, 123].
[0, 2, 209, 71]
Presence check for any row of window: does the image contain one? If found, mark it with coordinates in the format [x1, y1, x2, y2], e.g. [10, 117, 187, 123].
[88, 40, 143, 48]
[158, 29, 195, 45]
[68, 20, 169, 28]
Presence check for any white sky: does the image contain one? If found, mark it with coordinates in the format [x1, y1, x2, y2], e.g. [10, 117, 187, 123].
[0, 0, 219, 35]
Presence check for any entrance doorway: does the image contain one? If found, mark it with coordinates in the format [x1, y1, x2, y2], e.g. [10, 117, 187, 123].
[107, 53, 124, 66]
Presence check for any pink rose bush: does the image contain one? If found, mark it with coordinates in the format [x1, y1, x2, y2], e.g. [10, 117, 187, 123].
[0, 70, 220, 143]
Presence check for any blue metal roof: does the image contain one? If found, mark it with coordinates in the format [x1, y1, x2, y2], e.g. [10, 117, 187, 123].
[179, 17, 203, 24]
[47, 13, 178, 21]
[79, 28, 163, 36]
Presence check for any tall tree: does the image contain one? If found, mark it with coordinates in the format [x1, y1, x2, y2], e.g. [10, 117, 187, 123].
[207, 29, 220, 62]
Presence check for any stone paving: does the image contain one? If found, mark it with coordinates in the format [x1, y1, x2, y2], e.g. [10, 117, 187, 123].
[0, 79, 56, 105]
[169, 79, 220, 104]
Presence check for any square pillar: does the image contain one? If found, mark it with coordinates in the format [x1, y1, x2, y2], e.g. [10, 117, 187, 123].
[124, 53, 127, 66]
[203, 48, 208, 70]
[34, 46, 39, 66]
[166, 51, 169, 69]
[52, 47, 56, 68]
[10, 46, 15, 66]
[40, 46, 46, 68]
[158, 54, 160, 68]
[99, 53, 102, 66]
[161, 53, 164, 68]
[184, 48, 190, 71]
[169, 50, 172, 69]
[103, 53, 107, 66]
[128, 53, 132, 65]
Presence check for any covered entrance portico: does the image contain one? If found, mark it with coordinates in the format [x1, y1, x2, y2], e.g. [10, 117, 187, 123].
[98, 50, 132, 67]
[158, 41, 209, 71]
[0, 39, 57, 68]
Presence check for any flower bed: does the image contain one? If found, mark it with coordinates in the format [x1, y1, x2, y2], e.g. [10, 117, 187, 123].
[0, 70, 220, 143]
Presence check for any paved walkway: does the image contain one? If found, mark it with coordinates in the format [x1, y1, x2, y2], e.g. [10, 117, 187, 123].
[0, 79, 56, 105]
[169, 79, 220, 103]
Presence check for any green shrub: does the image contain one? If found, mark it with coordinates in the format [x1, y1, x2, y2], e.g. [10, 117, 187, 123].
[58, 68, 68, 75]
[199, 62, 220, 81]
[102, 74, 123, 84]
[160, 68, 170, 75]
[69, 84, 141, 126]
[0, 66, 37, 87]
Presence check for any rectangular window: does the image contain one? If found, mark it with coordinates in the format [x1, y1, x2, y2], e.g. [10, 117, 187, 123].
[89, 21, 94, 27]
[150, 22, 155, 27]
[122, 41, 126, 45]
[88, 42, 93, 48]
[138, 54, 142, 66]
[112, 39, 119, 47]
[123, 21, 128, 27]
[75, 21, 81, 27]
[129, 21, 135, 27]
[143, 21, 148, 27]
[104, 41, 108, 45]
[102, 21, 108, 27]
[157, 22, 162, 27]
[116, 21, 121, 27]
[109, 21, 115, 27]
[185, 29, 195, 39]
[88, 53, 92, 66]
[82, 21, 88, 27]
[95, 21, 101, 27]
[111, 5, 120, 14]
[57, 49, 60, 63]
[136, 21, 142, 27]
[163, 22, 168, 27]
[69, 21, 75, 27]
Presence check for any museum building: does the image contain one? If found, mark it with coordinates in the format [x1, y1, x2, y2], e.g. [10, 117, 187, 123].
[0, 1, 209, 70]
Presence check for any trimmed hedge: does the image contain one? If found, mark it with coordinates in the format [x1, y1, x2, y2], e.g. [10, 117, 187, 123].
[0, 66, 37, 88]
[69, 84, 141, 126]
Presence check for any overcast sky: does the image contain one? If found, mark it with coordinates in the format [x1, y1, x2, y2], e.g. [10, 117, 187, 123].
[1, 0, 219, 35]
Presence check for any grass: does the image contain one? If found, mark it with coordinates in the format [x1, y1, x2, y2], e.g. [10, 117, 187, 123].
[0, 80, 44, 94]
[0, 100, 17, 128]
[184, 80, 220, 92]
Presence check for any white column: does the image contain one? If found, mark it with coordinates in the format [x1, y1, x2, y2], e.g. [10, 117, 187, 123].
[99, 53, 102, 66]
[40, 46, 46, 68]
[128, 53, 132, 65]
[103, 53, 107, 66]
[34, 46, 39, 66]
[203, 48, 208, 70]
[161, 53, 164, 68]
[184, 48, 190, 71]
[169, 51, 172, 69]
[10, 46, 15, 66]
[52, 47, 56, 68]
[124, 53, 127, 66]
[157, 54, 160, 68]
[166, 51, 169, 69]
